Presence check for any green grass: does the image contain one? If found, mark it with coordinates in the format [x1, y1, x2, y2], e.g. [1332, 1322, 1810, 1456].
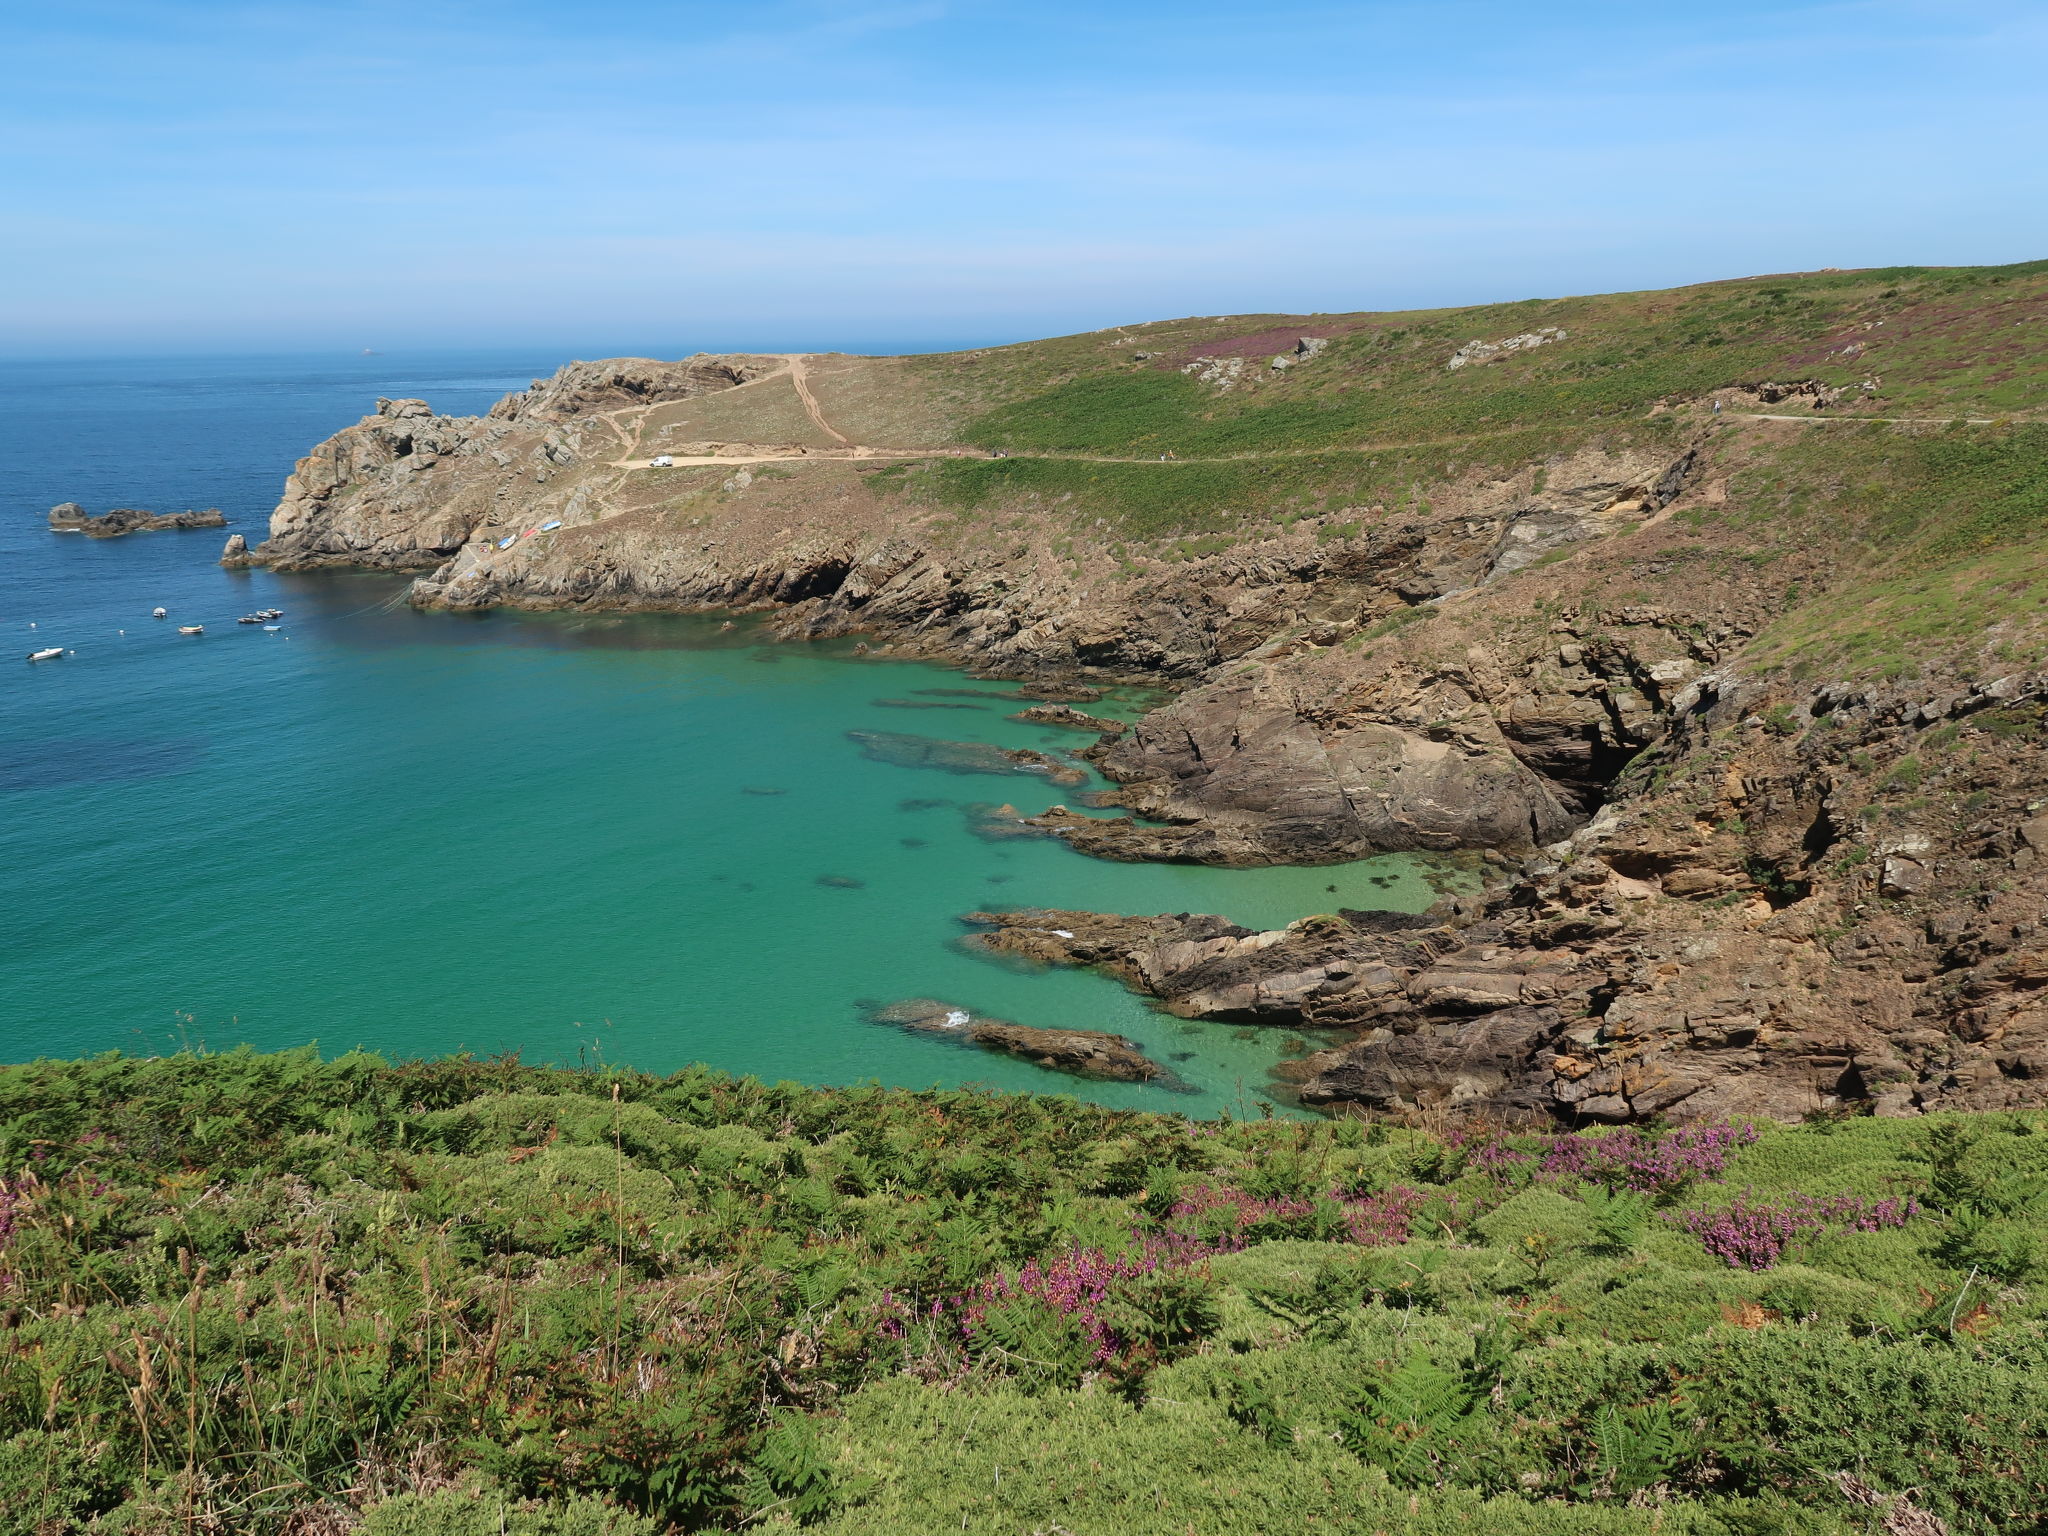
[1747, 423, 2048, 676]
[912, 260, 2048, 539]
[3, 1051, 2047, 1533]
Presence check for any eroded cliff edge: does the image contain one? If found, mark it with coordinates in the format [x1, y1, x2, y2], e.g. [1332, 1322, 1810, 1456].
[234, 262, 2048, 1122]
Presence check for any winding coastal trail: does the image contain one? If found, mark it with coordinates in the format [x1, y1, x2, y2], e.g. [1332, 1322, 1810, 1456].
[595, 380, 2041, 476]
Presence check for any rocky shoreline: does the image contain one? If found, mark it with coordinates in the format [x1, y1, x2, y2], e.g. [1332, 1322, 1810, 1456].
[220, 295, 2048, 1124]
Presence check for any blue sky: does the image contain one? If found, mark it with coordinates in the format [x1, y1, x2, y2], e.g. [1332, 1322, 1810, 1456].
[2, 0, 2044, 356]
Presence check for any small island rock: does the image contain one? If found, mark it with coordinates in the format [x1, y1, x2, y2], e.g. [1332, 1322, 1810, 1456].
[51, 503, 227, 539]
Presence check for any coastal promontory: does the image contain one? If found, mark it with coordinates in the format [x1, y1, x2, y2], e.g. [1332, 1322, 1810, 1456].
[234, 260, 2048, 1125]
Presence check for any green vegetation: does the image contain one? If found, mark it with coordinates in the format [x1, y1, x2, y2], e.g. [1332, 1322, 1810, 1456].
[4, 1051, 2046, 1533]
[1747, 423, 2048, 676]
[906, 260, 2048, 550]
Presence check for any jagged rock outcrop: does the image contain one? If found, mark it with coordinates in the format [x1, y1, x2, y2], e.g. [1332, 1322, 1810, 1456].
[242, 359, 777, 571]
[969, 669, 2048, 1124]
[51, 503, 225, 537]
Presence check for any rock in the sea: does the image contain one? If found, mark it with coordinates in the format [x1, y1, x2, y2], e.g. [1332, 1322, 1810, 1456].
[220, 533, 251, 567]
[863, 997, 1169, 1082]
[868, 998, 976, 1030]
[1010, 703, 1128, 735]
[847, 730, 1087, 786]
[966, 1022, 1165, 1082]
[1005, 682, 1105, 704]
[962, 801, 1055, 842]
[51, 503, 227, 539]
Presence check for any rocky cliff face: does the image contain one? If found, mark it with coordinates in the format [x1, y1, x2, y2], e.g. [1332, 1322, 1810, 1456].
[238, 265, 2048, 1123]
[970, 664, 2048, 1124]
[246, 358, 777, 571]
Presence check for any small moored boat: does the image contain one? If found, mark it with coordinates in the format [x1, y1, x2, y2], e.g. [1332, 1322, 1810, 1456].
[496, 535, 516, 550]
[238, 614, 263, 624]
[538, 519, 563, 532]
[152, 607, 168, 619]
[177, 625, 204, 635]
[26, 647, 62, 661]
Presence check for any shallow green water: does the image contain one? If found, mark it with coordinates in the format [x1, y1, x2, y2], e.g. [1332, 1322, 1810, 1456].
[4, 582, 1455, 1116]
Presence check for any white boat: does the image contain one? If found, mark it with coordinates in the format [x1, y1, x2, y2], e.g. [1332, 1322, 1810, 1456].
[152, 607, 168, 619]
[178, 625, 204, 635]
[263, 625, 282, 632]
[497, 535, 516, 550]
[26, 647, 62, 661]
[538, 519, 563, 532]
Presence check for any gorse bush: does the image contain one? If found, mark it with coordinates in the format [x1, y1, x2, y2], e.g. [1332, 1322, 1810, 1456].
[1, 1051, 2045, 1533]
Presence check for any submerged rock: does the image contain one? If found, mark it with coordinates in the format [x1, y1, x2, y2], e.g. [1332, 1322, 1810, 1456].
[961, 802, 1055, 842]
[1002, 682, 1106, 704]
[847, 730, 1087, 786]
[1009, 703, 1128, 735]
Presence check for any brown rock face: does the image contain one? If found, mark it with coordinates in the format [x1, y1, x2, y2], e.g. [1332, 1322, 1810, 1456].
[971, 668, 2048, 1124]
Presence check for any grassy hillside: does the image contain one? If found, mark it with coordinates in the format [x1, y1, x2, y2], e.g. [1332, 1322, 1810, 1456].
[879, 261, 2048, 675]
[3, 1051, 2045, 1534]
[926, 261, 2048, 459]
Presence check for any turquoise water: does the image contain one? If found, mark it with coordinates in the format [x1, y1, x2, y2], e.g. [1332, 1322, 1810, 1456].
[0, 355, 1444, 1115]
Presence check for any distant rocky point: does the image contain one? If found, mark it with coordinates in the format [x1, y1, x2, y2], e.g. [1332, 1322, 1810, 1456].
[50, 502, 226, 538]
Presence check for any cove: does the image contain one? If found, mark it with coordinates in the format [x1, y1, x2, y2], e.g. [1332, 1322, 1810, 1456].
[0, 352, 1456, 1118]
[2, 569, 1454, 1116]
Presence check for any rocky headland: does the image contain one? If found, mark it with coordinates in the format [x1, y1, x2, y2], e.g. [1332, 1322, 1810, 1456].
[236, 262, 2048, 1123]
[52, 501, 226, 537]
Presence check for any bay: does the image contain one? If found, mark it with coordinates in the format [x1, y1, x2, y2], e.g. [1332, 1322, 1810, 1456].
[0, 353, 1450, 1116]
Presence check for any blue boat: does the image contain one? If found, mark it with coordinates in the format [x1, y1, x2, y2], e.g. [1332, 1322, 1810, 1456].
[497, 535, 516, 550]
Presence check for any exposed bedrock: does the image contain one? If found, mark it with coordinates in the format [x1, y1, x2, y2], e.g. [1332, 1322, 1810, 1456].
[52, 502, 226, 537]
[967, 669, 2048, 1124]
[863, 997, 1171, 1084]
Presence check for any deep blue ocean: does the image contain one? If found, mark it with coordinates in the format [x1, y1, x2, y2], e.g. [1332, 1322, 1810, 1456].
[0, 352, 1441, 1115]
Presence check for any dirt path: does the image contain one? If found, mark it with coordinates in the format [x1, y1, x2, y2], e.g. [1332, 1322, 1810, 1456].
[1732, 411, 2004, 426]
[602, 400, 2041, 475]
[783, 355, 853, 446]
